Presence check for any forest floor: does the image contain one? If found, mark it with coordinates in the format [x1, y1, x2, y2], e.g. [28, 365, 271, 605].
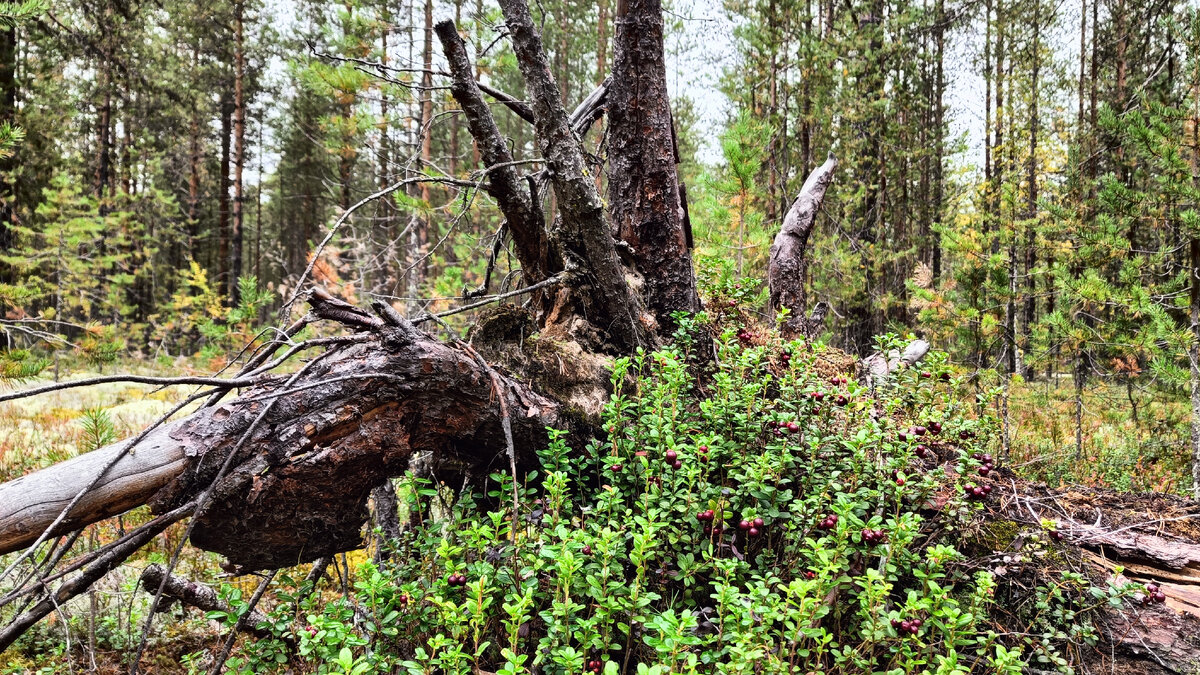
[0, 361, 1192, 672]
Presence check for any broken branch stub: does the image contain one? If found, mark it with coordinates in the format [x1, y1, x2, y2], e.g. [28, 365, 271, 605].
[769, 154, 837, 339]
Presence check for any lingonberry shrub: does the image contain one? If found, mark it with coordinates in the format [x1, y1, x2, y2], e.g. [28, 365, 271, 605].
[200, 311, 1139, 675]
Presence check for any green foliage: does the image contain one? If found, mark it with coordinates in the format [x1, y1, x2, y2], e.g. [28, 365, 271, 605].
[203, 317, 1130, 674]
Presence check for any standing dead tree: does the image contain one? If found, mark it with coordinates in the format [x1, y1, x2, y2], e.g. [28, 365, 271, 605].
[0, 1, 1199, 672]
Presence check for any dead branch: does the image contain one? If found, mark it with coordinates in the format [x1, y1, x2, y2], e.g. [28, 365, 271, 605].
[768, 154, 837, 339]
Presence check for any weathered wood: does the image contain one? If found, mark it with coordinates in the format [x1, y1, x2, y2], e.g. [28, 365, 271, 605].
[495, 0, 651, 351]
[140, 564, 275, 640]
[607, 0, 700, 331]
[768, 154, 837, 338]
[0, 420, 190, 554]
[436, 20, 555, 286]
[0, 322, 560, 570]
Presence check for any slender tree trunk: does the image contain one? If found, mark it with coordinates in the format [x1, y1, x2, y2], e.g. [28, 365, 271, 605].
[931, 0, 944, 280]
[218, 91, 233, 288]
[1022, 4, 1039, 378]
[230, 0, 246, 303]
[0, 26, 17, 255]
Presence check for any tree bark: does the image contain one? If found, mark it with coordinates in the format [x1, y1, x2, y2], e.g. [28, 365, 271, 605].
[139, 564, 275, 640]
[606, 0, 700, 331]
[0, 301, 560, 570]
[495, 0, 650, 351]
[768, 155, 836, 338]
[436, 20, 555, 286]
[0, 26, 17, 255]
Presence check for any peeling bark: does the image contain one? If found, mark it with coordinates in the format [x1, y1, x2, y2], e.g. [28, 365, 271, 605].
[0, 307, 559, 570]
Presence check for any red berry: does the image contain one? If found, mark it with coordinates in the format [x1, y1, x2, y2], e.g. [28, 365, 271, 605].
[898, 432, 909, 442]
[836, 395, 848, 406]
[698, 445, 708, 453]
[672, 460, 682, 470]
[978, 466, 991, 477]
[582, 545, 592, 555]
[748, 527, 760, 537]
[753, 517, 764, 528]
[913, 425, 927, 436]
[739, 520, 751, 530]
[787, 421, 800, 433]
[665, 450, 678, 462]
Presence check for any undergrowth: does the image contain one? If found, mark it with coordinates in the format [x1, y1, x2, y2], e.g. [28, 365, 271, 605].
[186, 315, 1138, 675]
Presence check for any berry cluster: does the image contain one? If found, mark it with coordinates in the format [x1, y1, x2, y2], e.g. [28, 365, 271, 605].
[958, 429, 977, 441]
[779, 350, 792, 365]
[769, 419, 801, 436]
[809, 390, 826, 402]
[738, 517, 766, 537]
[664, 449, 682, 470]
[816, 514, 839, 531]
[829, 375, 848, 386]
[586, 660, 603, 673]
[446, 573, 468, 587]
[1142, 583, 1167, 605]
[736, 328, 756, 345]
[697, 445, 709, 463]
[914, 444, 931, 459]
[860, 528, 887, 544]
[891, 617, 923, 636]
[972, 451, 995, 477]
[963, 483, 993, 500]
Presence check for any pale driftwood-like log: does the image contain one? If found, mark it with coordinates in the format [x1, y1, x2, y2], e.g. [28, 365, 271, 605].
[768, 154, 837, 339]
[0, 420, 190, 555]
[860, 338, 931, 383]
[607, 0, 700, 330]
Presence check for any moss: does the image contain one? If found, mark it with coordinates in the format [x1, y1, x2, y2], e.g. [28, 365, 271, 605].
[965, 518, 1022, 555]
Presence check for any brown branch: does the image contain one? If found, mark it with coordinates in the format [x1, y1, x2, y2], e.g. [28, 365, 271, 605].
[436, 20, 555, 285]
[139, 564, 275, 641]
[476, 81, 535, 124]
[0, 499, 198, 653]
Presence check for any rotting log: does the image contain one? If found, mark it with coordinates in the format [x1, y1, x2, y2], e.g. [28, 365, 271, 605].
[768, 154, 837, 339]
[0, 310, 560, 570]
[990, 480, 1200, 672]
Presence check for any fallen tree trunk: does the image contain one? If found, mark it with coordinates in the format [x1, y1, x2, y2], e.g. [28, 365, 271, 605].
[0, 308, 560, 570]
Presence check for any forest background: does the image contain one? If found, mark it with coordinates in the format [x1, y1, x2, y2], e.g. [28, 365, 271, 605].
[2, 0, 1200, 548]
[3, 0, 1200, 669]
